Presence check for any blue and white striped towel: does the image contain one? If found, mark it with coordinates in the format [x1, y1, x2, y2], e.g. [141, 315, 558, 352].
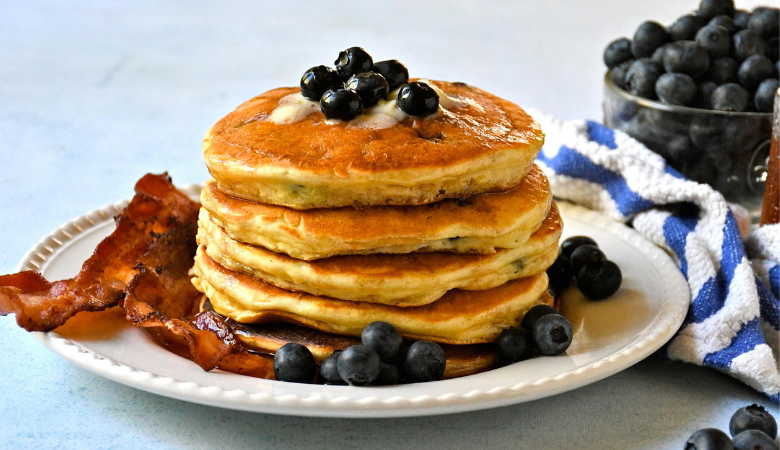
[530, 111, 780, 401]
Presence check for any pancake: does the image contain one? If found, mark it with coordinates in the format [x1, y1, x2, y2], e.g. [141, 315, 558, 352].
[191, 248, 551, 345]
[197, 203, 561, 306]
[200, 164, 553, 260]
[203, 80, 545, 209]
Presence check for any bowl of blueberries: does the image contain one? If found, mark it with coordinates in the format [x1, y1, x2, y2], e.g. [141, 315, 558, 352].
[603, 0, 778, 216]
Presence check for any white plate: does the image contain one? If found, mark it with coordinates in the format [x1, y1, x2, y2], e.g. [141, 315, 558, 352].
[17, 191, 689, 418]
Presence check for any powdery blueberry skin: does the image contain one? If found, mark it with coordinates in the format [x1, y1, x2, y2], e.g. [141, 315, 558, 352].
[696, 24, 731, 58]
[711, 83, 749, 111]
[738, 54, 775, 90]
[631, 21, 671, 58]
[670, 14, 706, 42]
[656, 72, 698, 106]
[604, 38, 634, 68]
[755, 79, 779, 113]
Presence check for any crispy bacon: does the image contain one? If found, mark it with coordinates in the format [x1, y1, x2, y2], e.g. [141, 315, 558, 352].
[0, 173, 199, 331]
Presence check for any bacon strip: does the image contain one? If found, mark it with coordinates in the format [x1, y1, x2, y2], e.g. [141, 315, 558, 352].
[0, 173, 199, 331]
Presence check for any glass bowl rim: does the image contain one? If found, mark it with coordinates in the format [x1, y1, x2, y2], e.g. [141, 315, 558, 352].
[604, 70, 772, 118]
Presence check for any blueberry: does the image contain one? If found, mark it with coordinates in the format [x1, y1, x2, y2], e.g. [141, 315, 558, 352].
[561, 236, 598, 259]
[372, 59, 409, 91]
[337, 345, 381, 386]
[755, 79, 779, 112]
[732, 30, 768, 62]
[577, 260, 622, 300]
[361, 321, 403, 361]
[396, 81, 439, 117]
[300, 65, 343, 101]
[546, 253, 573, 295]
[696, 24, 732, 58]
[632, 21, 671, 58]
[403, 340, 446, 383]
[767, 37, 779, 63]
[532, 313, 573, 356]
[739, 54, 775, 90]
[670, 14, 707, 42]
[695, 80, 719, 108]
[748, 7, 779, 39]
[699, 0, 735, 20]
[730, 404, 778, 438]
[319, 350, 345, 384]
[273, 343, 316, 383]
[521, 304, 561, 331]
[334, 47, 373, 81]
[705, 57, 739, 84]
[711, 83, 749, 111]
[685, 428, 736, 450]
[668, 135, 703, 163]
[652, 44, 671, 65]
[373, 362, 403, 386]
[734, 10, 751, 30]
[664, 41, 711, 78]
[626, 58, 664, 99]
[346, 72, 389, 108]
[610, 59, 635, 90]
[320, 87, 363, 121]
[569, 244, 607, 275]
[604, 38, 634, 69]
[709, 15, 736, 33]
[656, 73, 698, 106]
[495, 328, 533, 363]
[732, 430, 778, 450]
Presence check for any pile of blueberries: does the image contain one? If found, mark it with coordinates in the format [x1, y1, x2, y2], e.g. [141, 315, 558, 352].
[300, 47, 440, 121]
[273, 321, 446, 386]
[494, 304, 573, 364]
[546, 236, 623, 301]
[685, 404, 777, 450]
[604, 0, 779, 112]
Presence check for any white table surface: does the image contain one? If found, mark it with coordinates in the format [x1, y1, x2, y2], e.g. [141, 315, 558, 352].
[0, 1, 777, 449]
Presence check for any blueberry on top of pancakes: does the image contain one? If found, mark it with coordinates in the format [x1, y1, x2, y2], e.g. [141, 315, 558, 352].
[397, 81, 439, 116]
[300, 65, 343, 101]
[346, 72, 389, 108]
[335, 47, 373, 81]
[372, 59, 409, 91]
[320, 87, 363, 121]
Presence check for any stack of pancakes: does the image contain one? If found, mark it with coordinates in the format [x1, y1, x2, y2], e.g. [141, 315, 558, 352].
[191, 80, 561, 377]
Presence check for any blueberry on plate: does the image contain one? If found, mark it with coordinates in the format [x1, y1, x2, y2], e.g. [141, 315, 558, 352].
[403, 340, 446, 382]
[670, 14, 707, 42]
[373, 362, 403, 386]
[731, 30, 767, 62]
[711, 83, 749, 111]
[685, 428, 736, 450]
[696, 24, 732, 58]
[274, 343, 317, 383]
[732, 430, 778, 450]
[748, 7, 779, 39]
[546, 253, 573, 295]
[346, 72, 389, 108]
[709, 15, 735, 33]
[663, 41, 711, 78]
[320, 87, 363, 120]
[604, 38, 634, 69]
[334, 47, 373, 80]
[521, 304, 560, 331]
[569, 244, 607, 275]
[704, 57, 739, 84]
[610, 59, 635, 90]
[733, 10, 751, 30]
[495, 328, 533, 363]
[698, 0, 735, 20]
[319, 350, 345, 384]
[361, 321, 403, 361]
[372, 59, 409, 91]
[755, 79, 779, 112]
[337, 345, 382, 386]
[631, 21, 671, 58]
[396, 81, 439, 116]
[300, 65, 343, 101]
[626, 58, 663, 98]
[532, 313, 573, 356]
[577, 260, 622, 300]
[656, 72, 698, 106]
[738, 54, 775, 90]
[560, 236, 598, 259]
[730, 404, 778, 438]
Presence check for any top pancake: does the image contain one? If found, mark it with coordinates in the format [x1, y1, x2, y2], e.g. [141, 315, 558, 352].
[203, 80, 545, 209]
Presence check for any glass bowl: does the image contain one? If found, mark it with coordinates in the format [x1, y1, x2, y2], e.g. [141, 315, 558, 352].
[603, 71, 773, 216]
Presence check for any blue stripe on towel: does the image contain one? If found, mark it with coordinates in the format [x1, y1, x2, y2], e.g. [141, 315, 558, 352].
[703, 317, 763, 369]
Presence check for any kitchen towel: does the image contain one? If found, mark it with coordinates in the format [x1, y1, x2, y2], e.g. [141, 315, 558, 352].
[531, 111, 780, 401]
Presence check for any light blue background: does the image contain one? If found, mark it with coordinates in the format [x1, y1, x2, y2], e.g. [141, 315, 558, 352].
[0, 1, 776, 449]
